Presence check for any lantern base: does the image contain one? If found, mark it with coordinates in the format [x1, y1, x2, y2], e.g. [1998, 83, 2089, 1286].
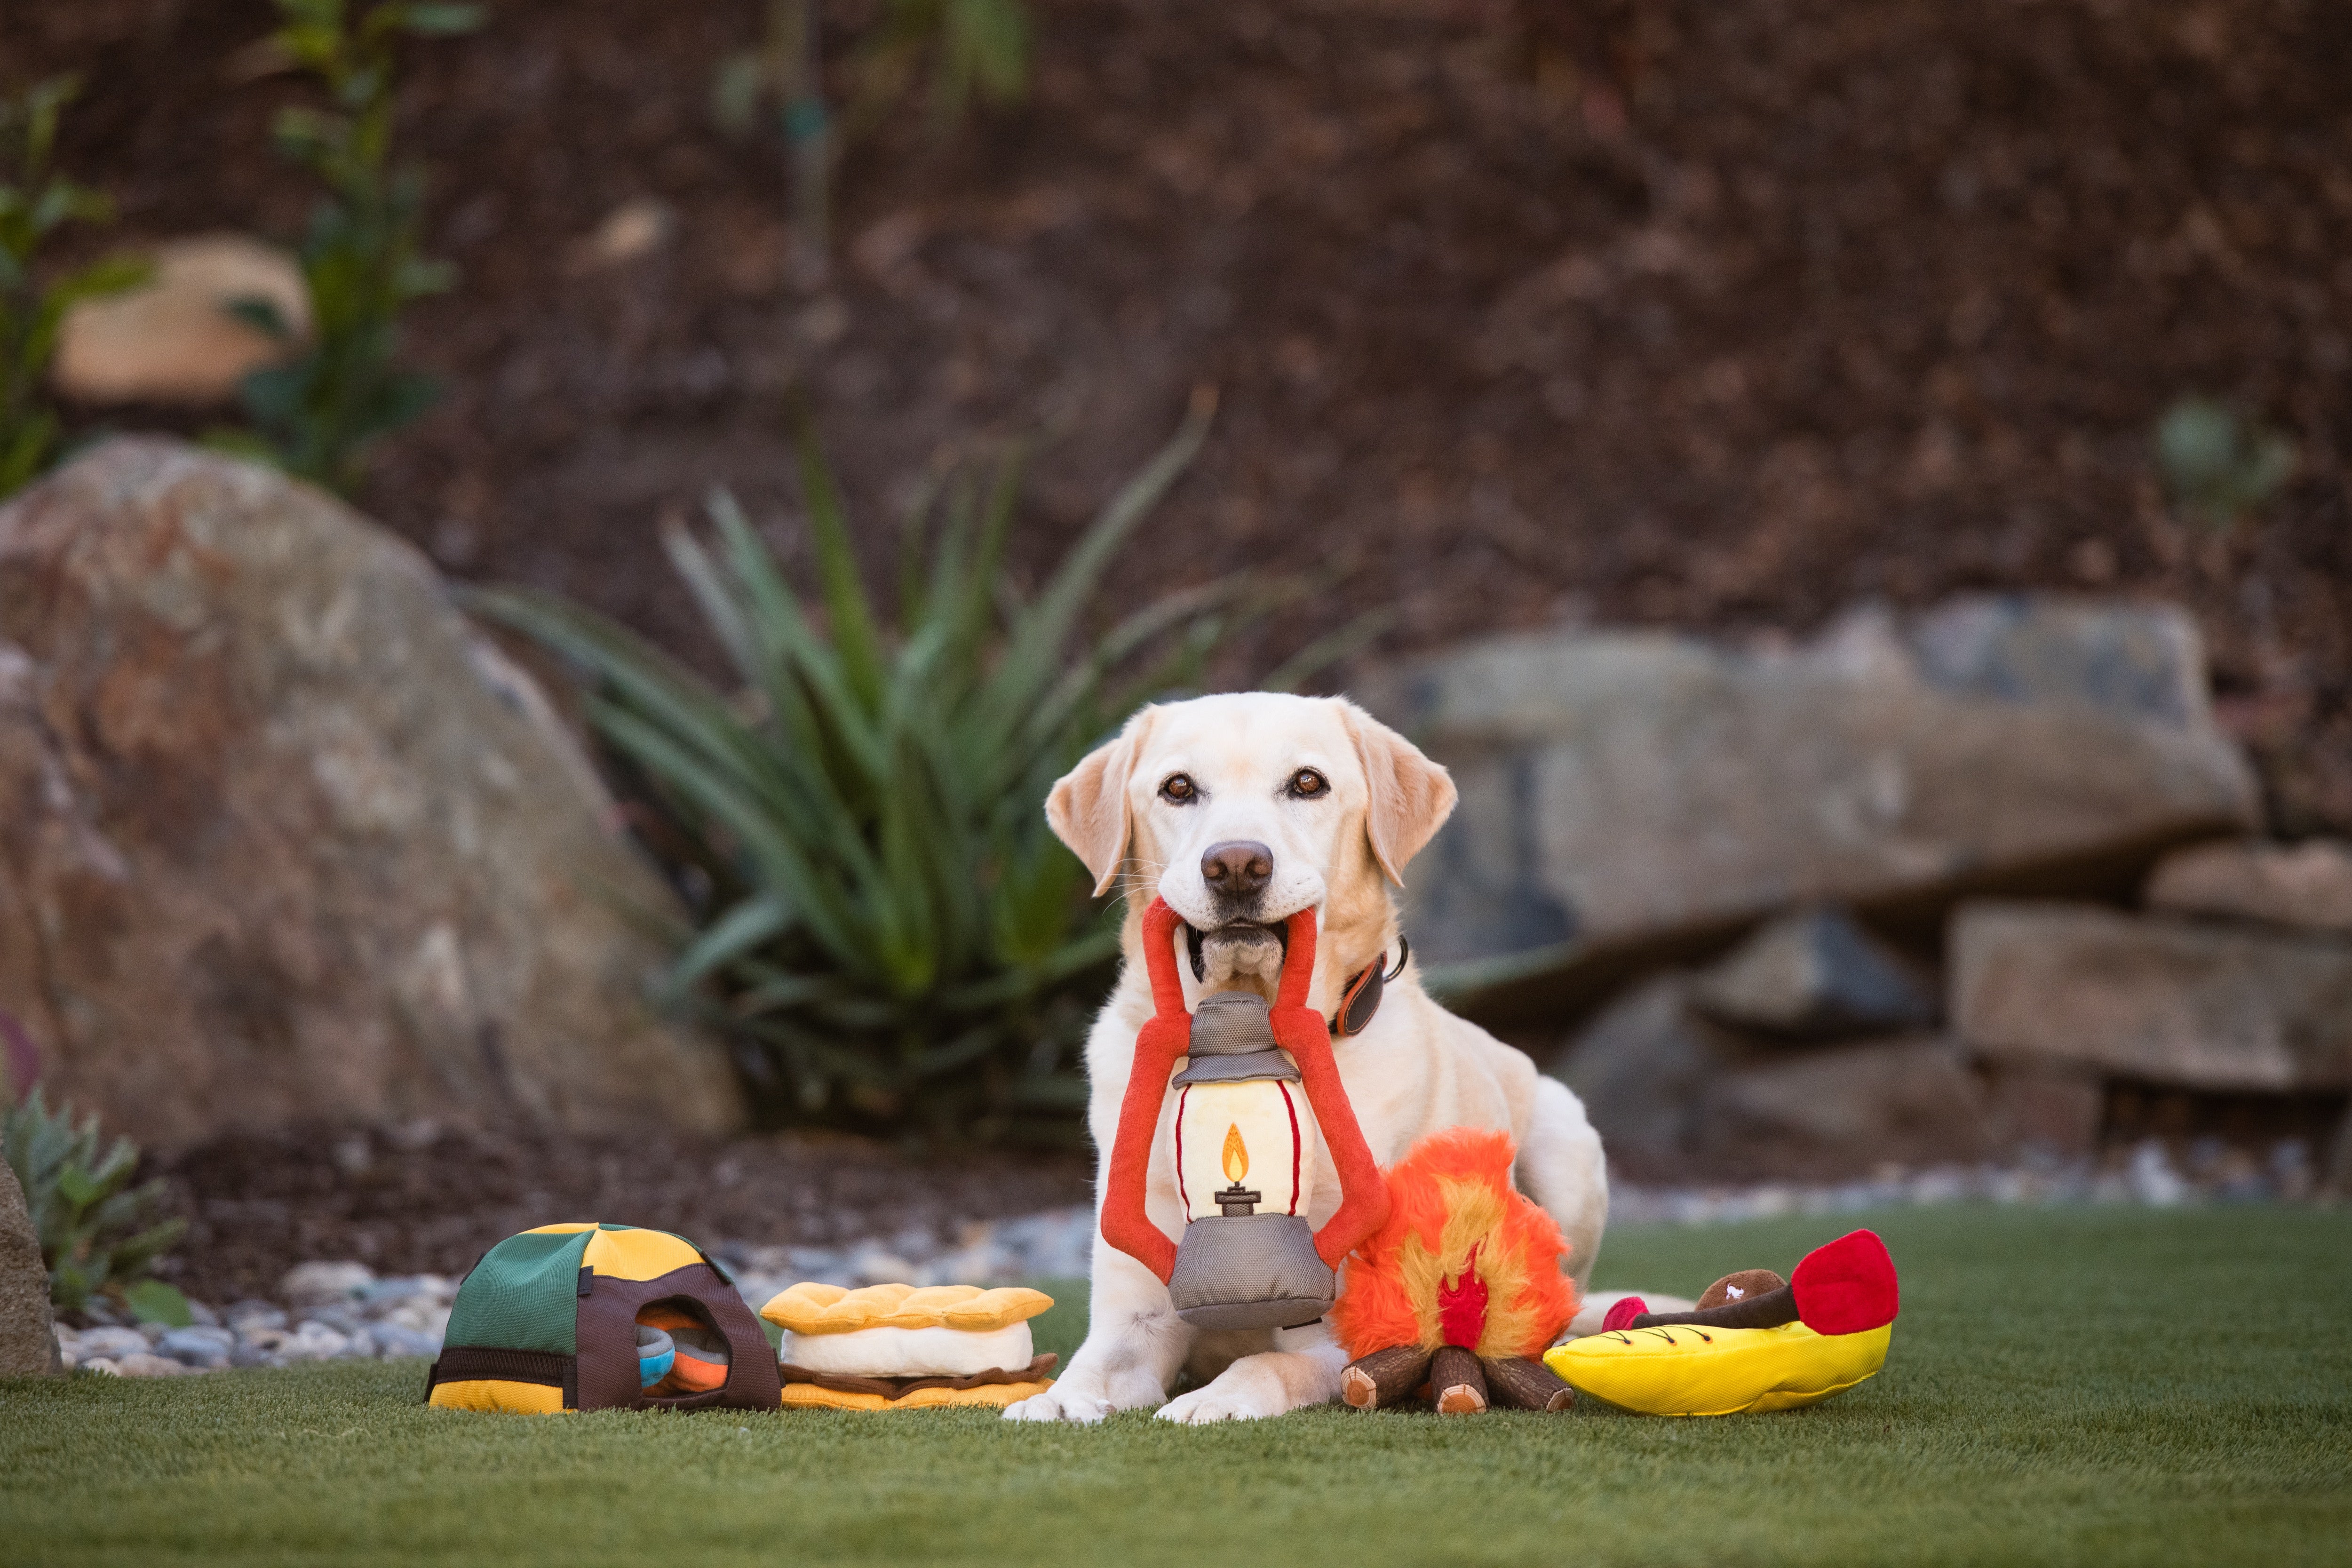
[1167, 1214, 1335, 1331]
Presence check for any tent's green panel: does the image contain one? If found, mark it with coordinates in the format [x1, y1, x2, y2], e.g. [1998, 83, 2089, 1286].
[443, 1230, 594, 1354]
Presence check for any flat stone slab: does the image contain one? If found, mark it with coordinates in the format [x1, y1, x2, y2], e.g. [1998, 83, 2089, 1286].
[1690, 1036, 1994, 1182]
[2145, 839, 2352, 933]
[1950, 901, 2352, 1091]
[1690, 905, 1936, 1040]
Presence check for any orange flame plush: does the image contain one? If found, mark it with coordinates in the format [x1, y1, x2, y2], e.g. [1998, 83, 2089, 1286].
[1333, 1128, 1580, 1414]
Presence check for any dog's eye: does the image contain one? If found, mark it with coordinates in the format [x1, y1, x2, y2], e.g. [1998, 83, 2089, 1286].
[1159, 774, 1197, 804]
[1287, 768, 1329, 799]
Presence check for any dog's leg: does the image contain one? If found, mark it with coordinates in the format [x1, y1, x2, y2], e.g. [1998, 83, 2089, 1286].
[1155, 1324, 1347, 1424]
[1516, 1073, 1609, 1293]
[1002, 1240, 1191, 1424]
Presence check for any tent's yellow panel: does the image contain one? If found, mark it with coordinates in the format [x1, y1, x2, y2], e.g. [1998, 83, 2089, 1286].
[580, 1226, 705, 1281]
[428, 1379, 568, 1414]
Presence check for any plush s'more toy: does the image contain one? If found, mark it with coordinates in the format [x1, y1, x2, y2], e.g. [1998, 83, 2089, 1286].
[762, 1284, 1057, 1410]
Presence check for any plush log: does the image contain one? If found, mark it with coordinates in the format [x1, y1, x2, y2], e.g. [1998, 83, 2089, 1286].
[1431, 1345, 1487, 1414]
[1482, 1355, 1574, 1413]
[1341, 1344, 1434, 1410]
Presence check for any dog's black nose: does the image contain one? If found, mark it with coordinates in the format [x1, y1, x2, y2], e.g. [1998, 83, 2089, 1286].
[1200, 840, 1274, 899]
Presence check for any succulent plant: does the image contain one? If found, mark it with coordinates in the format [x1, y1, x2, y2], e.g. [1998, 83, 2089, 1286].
[2, 1085, 187, 1319]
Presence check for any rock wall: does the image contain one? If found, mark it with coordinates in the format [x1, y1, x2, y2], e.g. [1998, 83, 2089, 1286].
[0, 441, 741, 1150]
[1414, 598, 2350, 1187]
[1357, 598, 2261, 1014]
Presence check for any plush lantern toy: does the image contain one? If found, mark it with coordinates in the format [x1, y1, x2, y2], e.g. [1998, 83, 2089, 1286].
[1098, 899, 1391, 1330]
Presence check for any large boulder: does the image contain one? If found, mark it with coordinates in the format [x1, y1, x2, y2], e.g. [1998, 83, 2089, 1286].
[1951, 901, 2352, 1091]
[0, 441, 741, 1149]
[1357, 597, 2260, 1018]
[0, 1158, 61, 1377]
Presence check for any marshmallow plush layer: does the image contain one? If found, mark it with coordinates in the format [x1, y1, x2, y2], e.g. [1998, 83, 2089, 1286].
[779, 1321, 1036, 1379]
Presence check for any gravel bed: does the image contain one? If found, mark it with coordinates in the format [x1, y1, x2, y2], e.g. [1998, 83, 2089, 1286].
[65, 1135, 2330, 1376]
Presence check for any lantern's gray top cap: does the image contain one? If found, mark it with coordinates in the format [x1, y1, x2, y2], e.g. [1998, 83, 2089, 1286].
[1170, 992, 1301, 1085]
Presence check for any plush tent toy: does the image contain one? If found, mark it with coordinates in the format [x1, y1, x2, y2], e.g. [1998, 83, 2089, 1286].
[1541, 1229, 1899, 1417]
[1332, 1128, 1581, 1414]
[426, 1223, 781, 1413]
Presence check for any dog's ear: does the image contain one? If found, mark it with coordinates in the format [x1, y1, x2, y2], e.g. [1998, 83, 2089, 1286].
[1047, 708, 1156, 897]
[1339, 700, 1457, 887]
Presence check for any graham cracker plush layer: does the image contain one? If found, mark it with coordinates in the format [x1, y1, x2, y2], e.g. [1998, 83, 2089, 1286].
[759, 1282, 1055, 1336]
[778, 1378, 1051, 1411]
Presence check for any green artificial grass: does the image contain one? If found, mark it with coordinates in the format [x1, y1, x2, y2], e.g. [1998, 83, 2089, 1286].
[4, 1205, 2349, 1568]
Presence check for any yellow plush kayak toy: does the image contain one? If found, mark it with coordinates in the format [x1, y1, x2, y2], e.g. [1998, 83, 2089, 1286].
[1543, 1229, 1898, 1417]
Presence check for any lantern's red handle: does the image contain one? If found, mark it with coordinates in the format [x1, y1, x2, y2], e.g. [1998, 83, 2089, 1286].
[1097, 899, 1190, 1281]
[1266, 909, 1392, 1266]
[1097, 899, 1391, 1282]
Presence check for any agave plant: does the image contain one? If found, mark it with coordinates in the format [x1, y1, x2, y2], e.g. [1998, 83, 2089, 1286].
[2, 1086, 187, 1318]
[477, 394, 1241, 1140]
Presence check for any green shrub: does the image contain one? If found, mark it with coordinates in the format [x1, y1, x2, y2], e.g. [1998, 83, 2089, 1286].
[0, 77, 148, 500]
[2, 1086, 187, 1320]
[219, 0, 481, 495]
[2154, 396, 2296, 533]
[477, 394, 1233, 1141]
[713, 0, 1030, 285]
[857, 0, 1032, 130]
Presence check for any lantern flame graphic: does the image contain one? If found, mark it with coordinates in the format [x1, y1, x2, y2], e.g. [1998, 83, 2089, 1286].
[1221, 1123, 1249, 1184]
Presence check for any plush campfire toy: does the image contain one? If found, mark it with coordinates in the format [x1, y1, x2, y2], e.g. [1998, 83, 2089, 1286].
[1541, 1229, 1899, 1417]
[1332, 1128, 1580, 1414]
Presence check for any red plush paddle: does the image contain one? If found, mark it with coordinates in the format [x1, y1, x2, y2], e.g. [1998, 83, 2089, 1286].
[1600, 1229, 1899, 1336]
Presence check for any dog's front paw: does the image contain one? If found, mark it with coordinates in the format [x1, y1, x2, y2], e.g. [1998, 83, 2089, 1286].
[1001, 1385, 1114, 1424]
[1155, 1382, 1282, 1425]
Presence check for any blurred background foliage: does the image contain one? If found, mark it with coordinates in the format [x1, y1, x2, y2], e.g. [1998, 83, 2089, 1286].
[212, 0, 480, 494]
[713, 0, 1030, 287]
[2155, 397, 2297, 538]
[0, 76, 144, 500]
[478, 391, 1250, 1141]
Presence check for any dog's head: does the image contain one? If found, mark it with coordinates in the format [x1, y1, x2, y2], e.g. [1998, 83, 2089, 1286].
[1046, 693, 1456, 992]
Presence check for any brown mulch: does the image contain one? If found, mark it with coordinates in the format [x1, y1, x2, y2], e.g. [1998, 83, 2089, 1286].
[152, 1123, 1089, 1305]
[8, 0, 2350, 834]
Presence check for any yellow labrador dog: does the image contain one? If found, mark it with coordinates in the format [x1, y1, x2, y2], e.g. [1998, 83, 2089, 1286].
[1004, 692, 1612, 1425]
